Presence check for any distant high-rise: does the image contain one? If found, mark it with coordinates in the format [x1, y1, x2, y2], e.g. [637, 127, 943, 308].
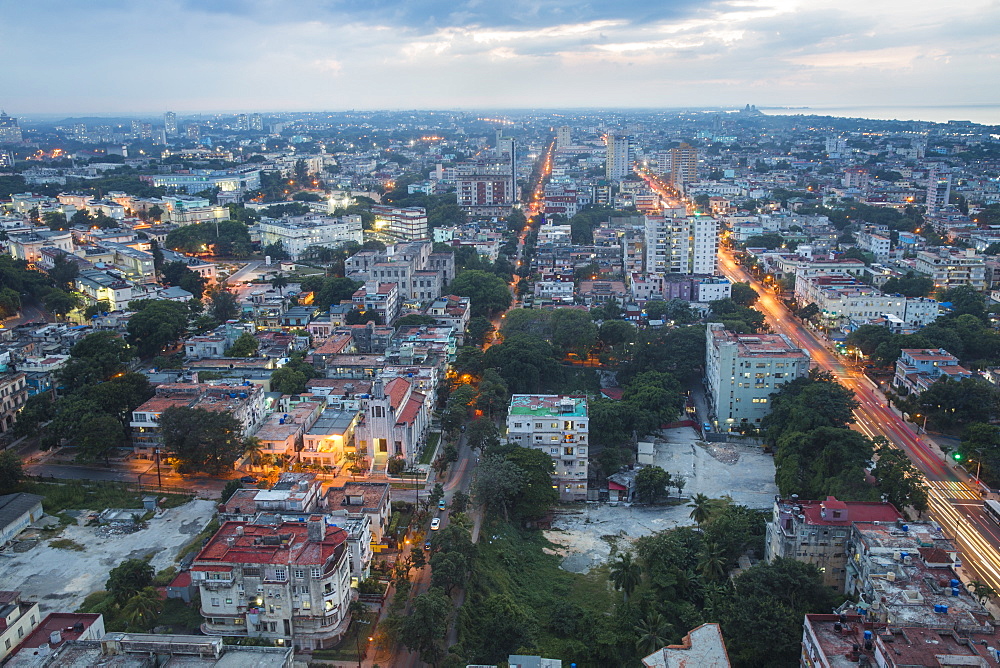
[606, 134, 633, 181]
[164, 111, 177, 137]
[644, 214, 718, 275]
[249, 113, 263, 132]
[496, 133, 517, 202]
[556, 125, 571, 149]
[668, 143, 698, 192]
[236, 113, 250, 131]
[0, 111, 23, 144]
[186, 124, 200, 141]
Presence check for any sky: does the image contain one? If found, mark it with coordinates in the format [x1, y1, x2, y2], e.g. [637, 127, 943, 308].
[1, 0, 998, 115]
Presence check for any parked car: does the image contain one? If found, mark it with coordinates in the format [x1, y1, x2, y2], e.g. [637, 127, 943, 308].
[430, 518, 441, 531]
[239, 475, 258, 483]
[438, 499, 447, 511]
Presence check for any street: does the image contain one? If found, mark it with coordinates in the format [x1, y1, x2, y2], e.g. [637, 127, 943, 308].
[717, 249, 1000, 593]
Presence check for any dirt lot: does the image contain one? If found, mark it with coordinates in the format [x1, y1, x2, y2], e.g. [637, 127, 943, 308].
[0, 499, 216, 611]
[545, 426, 777, 573]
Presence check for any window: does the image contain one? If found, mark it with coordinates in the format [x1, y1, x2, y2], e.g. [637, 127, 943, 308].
[5, 639, 10, 650]
[311, 567, 322, 578]
[226, 598, 233, 605]
[513, 422, 522, 428]
[294, 569, 305, 579]
[302, 600, 311, 609]
[300, 585, 309, 593]
[275, 568, 287, 581]
[564, 446, 574, 456]
[212, 598, 220, 607]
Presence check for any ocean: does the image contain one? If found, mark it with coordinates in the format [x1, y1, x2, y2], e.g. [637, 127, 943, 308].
[758, 105, 1000, 126]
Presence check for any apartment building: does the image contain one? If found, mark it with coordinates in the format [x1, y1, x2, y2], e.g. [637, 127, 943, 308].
[345, 241, 454, 302]
[191, 518, 353, 650]
[893, 348, 971, 395]
[130, 382, 268, 458]
[0, 372, 28, 435]
[505, 394, 589, 502]
[794, 274, 939, 330]
[914, 247, 986, 290]
[764, 496, 901, 590]
[644, 214, 718, 275]
[854, 229, 891, 261]
[141, 167, 261, 193]
[370, 205, 428, 241]
[705, 324, 809, 430]
[456, 160, 516, 217]
[256, 215, 363, 260]
[606, 134, 634, 181]
[74, 269, 135, 312]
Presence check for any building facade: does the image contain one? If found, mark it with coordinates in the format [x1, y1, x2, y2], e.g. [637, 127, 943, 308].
[705, 323, 809, 430]
[505, 394, 589, 502]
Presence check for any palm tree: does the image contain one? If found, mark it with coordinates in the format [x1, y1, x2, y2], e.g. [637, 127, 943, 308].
[121, 587, 162, 630]
[969, 580, 997, 605]
[689, 493, 712, 526]
[243, 437, 265, 471]
[699, 541, 728, 581]
[635, 612, 672, 656]
[610, 551, 642, 603]
[674, 476, 686, 498]
[270, 273, 289, 298]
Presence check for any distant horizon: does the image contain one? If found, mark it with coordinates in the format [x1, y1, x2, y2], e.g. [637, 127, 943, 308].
[12, 103, 1000, 126]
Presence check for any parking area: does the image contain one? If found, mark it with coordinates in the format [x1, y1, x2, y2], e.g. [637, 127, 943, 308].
[0, 499, 216, 610]
[545, 426, 777, 573]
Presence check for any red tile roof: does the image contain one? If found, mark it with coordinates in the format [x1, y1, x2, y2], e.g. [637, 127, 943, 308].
[384, 377, 410, 410]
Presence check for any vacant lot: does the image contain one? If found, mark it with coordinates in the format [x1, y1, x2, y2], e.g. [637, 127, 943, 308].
[545, 426, 777, 573]
[0, 499, 216, 610]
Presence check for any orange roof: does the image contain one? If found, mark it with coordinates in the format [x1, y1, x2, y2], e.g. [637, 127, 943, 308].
[384, 377, 410, 410]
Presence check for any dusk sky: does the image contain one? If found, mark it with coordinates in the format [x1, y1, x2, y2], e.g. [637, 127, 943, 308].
[2, 0, 998, 114]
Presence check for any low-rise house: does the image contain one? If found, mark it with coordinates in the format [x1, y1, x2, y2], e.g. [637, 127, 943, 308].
[0, 493, 44, 546]
[893, 348, 972, 395]
[7, 612, 104, 663]
[325, 481, 392, 546]
[0, 371, 28, 434]
[641, 623, 731, 668]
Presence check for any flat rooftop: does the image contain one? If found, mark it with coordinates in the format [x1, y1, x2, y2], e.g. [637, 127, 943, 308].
[508, 394, 587, 418]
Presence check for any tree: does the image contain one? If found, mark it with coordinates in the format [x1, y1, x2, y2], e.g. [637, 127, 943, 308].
[609, 551, 642, 602]
[846, 324, 893, 358]
[881, 274, 935, 298]
[428, 482, 445, 508]
[411, 545, 427, 569]
[450, 490, 469, 513]
[635, 466, 672, 504]
[206, 287, 240, 322]
[505, 446, 559, 519]
[873, 440, 928, 514]
[550, 308, 598, 356]
[75, 414, 127, 464]
[482, 333, 560, 394]
[471, 453, 524, 519]
[969, 580, 997, 606]
[399, 588, 451, 665]
[689, 493, 712, 526]
[0, 450, 25, 495]
[598, 319, 636, 348]
[122, 587, 163, 630]
[635, 612, 672, 656]
[463, 594, 534, 663]
[475, 369, 510, 419]
[147, 204, 164, 222]
[160, 406, 247, 475]
[450, 270, 511, 318]
[44, 288, 81, 320]
[11, 394, 55, 440]
[730, 282, 759, 307]
[395, 314, 437, 328]
[221, 479, 243, 502]
[270, 273, 289, 298]
[43, 211, 68, 230]
[762, 371, 859, 445]
[161, 261, 207, 298]
[106, 559, 154, 604]
[270, 367, 308, 394]
[225, 332, 259, 357]
[774, 427, 875, 500]
[466, 317, 494, 346]
[939, 285, 987, 320]
[126, 300, 190, 357]
[48, 254, 79, 289]
[465, 418, 500, 451]
[698, 541, 728, 580]
[442, 383, 476, 433]
[917, 377, 1000, 433]
[430, 551, 467, 595]
[58, 331, 135, 392]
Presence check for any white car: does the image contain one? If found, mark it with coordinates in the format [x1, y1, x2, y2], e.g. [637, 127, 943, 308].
[430, 518, 441, 531]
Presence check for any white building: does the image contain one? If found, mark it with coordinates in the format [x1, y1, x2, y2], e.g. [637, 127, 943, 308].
[914, 247, 986, 290]
[505, 395, 589, 502]
[705, 323, 810, 431]
[371, 205, 428, 241]
[644, 214, 719, 275]
[794, 275, 939, 330]
[256, 215, 364, 260]
[854, 229, 891, 261]
[606, 134, 634, 181]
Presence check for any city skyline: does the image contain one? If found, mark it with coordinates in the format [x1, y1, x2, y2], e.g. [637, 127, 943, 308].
[2, 0, 998, 115]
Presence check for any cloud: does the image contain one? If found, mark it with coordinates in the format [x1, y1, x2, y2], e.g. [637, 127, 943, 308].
[0, 0, 997, 112]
